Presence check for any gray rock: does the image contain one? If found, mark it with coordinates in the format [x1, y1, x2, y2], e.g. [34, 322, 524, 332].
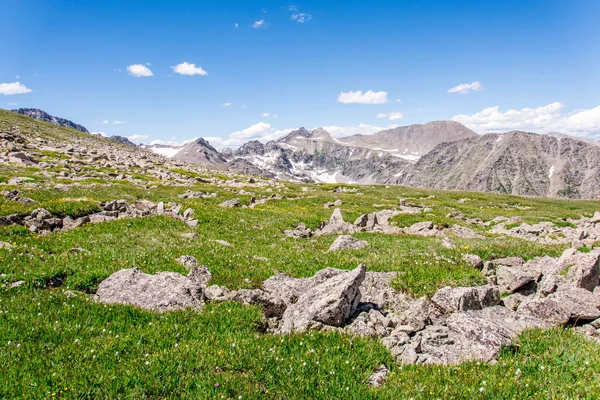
[277, 265, 366, 333]
[204, 285, 229, 301]
[462, 254, 483, 268]
[31, 208, 52, 220]
[358, 271, 410, 314]
[188, 266, 212, 287]
[563, 250, 600, 291]
[368, 365, 389, 387]
[96, 268, 204, 311]
[219, 198, 240, 208]
[503, 293, 528, 311]
[431, 285, 500, 314]
[228, 289, 287, 319]
[496, 266, 535, 294]
[176, 255, 198, 269]
[283, 222, 313, 238]
[314, 208, 358, 236]
[328, 235, 369, 252]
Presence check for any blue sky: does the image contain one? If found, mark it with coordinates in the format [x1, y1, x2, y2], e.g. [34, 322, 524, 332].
[2, 0, 599, 146]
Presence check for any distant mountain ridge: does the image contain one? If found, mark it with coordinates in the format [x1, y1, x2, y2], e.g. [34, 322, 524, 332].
[11, 108, 89, 133]
[7, 107, 599, 199]
[159, 121, 600, 199]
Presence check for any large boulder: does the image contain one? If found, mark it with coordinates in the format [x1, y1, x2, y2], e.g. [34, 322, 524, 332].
[518, 287, 600, 325]
[314, 209, 358, 236]
[277, 265, 366, 333]
[392, 307, 547, 365]
[96, 268, 204, 311]
[431, 285, 500, 314]
[495, 266, 535, 294]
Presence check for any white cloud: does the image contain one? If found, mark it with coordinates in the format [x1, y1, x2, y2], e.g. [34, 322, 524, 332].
[291, 12, 312, 23]
[396, 98, 402, 103]
[205, 122, 295, 148]
[103, 120, 127, 124]
[0, 82, 32, 95]
[102, 120, 109, 124]
[252, 20, 266, 28]
[126, 64, 153, 77]
[318, 123, 398, 138]
[222, 102, 232, 107]
[262, 112, 270, 117]
[376, 112, 404, 121]
[337, 90, 388, 104]
[172, 62, 208, 76]
[452, 102, 600, 137]
[448, 81, 483, 94]
[8, 102, 17, 106]
[92, 131, 108, 137]
[127, 134, 149, 143]
[241, 105, 248, 109]
[234, 23, 238, 28]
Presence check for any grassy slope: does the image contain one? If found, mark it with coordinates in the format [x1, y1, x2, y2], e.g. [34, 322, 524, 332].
[1, 110, 600, 398]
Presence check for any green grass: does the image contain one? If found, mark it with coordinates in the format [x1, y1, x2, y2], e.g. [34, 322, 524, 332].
[2, 107, 600, 398]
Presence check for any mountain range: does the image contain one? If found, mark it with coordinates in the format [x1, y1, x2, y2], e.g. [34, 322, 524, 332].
[9, 108, 600, 199]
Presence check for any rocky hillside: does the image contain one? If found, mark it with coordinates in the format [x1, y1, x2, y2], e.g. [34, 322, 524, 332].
[395, 131, 600, 199]
[10, 108, 89, 133]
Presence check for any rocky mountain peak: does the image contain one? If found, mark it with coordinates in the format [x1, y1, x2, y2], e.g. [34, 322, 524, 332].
[172, 137, 227, 165]
[275, 127, 311, 143]
[11, 108, 89, 134]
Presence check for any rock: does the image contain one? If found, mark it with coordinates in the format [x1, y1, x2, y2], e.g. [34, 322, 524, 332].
[314, 209, 358, 236]
[228, 289, 287, 318]
[516, 287, 600, 325]
[95, 268, 204, 312]
[204, 285, 230, 301]
[496, 266, 535, 294]
[187, 266, 212, 287]
[219, 198, 240, 208]
[62, 215, 90, 231]
[395, 307, 547, 365]
[406, 221, 434, 234]
[283, 222, 313, 238]
[503, 293, 527, 311]
[358, 271, 410, 314]
[368, 365, 389, 387]
[431, 285, 500, 314]
[262, 268, 347, 307]
[462, 254, 483, 269]
[563, 250, 600, 291]
[186, 219, 199, 228]
[392, 297, 431, 333]
[104, 200, 129, 212]
[176, 255, 198, 269]
[181, 232, 198, 239]
[31, 208, 52, 220]
[214, 240, 232, 247]
[446, 225, 485, 239]
[10, 280, 25, 288]
[277, 265, 366, 333]
[328, 235, 369, 252]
